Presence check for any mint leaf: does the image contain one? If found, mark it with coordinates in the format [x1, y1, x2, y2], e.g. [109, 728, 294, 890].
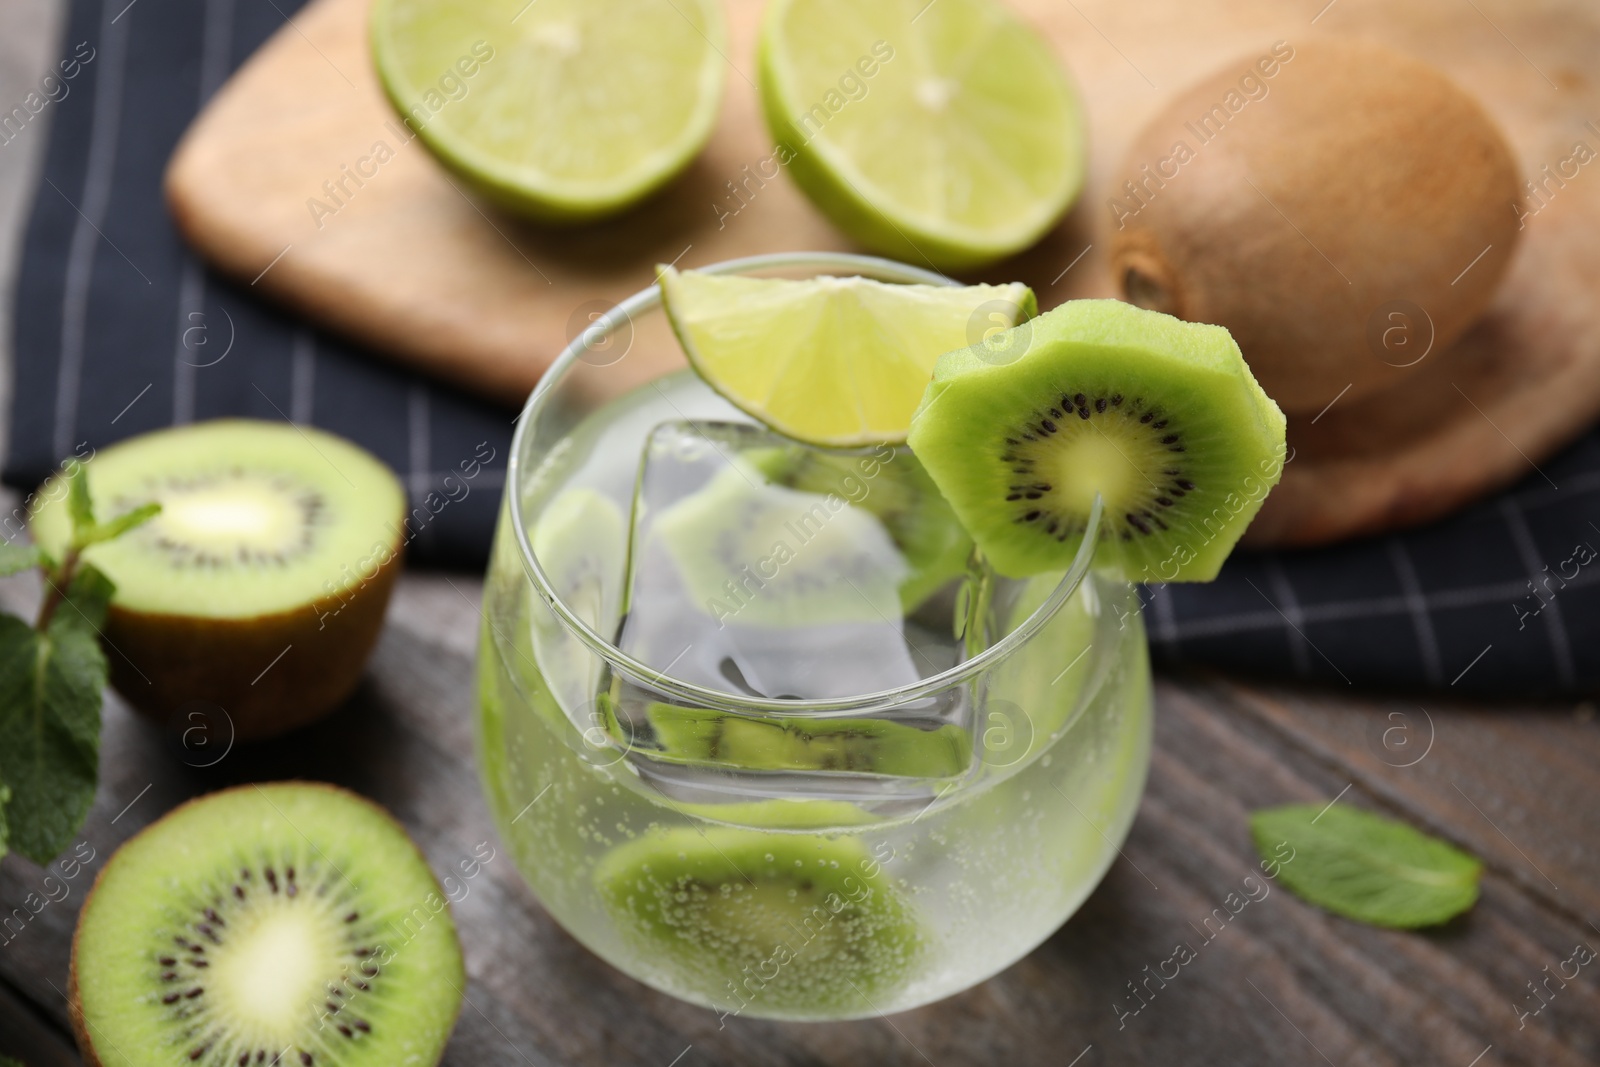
[0, 567, 113, 864]
[66, 461, 95, 535]
[84, 502, 160, 546]
[1251, 804, 1482, 928]
[0, 781, 10, 862]
[0, 541, 41, 576]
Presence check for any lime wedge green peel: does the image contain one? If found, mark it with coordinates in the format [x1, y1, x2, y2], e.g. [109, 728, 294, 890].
[758, 0, 1086, 270]
[660, 266, 1036, 446]
[372, 0, 728, 222]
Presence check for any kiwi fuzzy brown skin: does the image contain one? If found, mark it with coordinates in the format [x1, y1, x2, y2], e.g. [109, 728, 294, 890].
[67, 781, 463, 1067]
[1109, 39, 1521, 417]
[104, 544, 401, 741]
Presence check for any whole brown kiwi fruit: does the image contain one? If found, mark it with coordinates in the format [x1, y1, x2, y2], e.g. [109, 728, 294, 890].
[1109, 39, 1522, 416]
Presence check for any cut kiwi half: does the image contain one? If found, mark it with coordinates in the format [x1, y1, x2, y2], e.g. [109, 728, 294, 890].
[594, 826, 923, 1015]
[748, 446, 973, 613]
[907, 300, 1287, 582]
[29, 421, 406, 739]
[646, 702, 972, 779]
[69, 783, 464, 1067]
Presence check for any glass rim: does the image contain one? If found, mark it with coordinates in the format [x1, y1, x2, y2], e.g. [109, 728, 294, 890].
[507, 250, 1103, 715]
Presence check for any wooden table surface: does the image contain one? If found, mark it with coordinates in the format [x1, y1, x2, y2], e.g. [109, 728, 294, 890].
[1, 493, 1597, 1066]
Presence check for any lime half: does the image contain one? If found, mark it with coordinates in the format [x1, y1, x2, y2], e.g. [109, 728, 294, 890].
[372, 0, 727, 222]
[758, 0, 1085, 270]
[661, 266, 1035, 446]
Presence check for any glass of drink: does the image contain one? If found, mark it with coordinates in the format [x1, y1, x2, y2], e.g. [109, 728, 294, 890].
[476, 252, 1153, 1021]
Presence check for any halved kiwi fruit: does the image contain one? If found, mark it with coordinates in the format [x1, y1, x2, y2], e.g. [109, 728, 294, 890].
[594, 826, 923, 1015]
[907, 299, 1286, 582]
[69, 783, 464, 1067]
[29, 421, 405, 740]
[645, 702, 972, 779]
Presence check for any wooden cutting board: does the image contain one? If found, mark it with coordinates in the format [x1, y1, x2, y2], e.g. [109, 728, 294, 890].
[166, 0, 1600, 546]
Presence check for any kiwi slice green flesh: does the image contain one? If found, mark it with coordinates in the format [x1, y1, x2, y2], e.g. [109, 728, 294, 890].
[646, 702, 972, 779]
[907, 300, 1286, 582]
[69, 783, 464, 1067]
[747, 446, 973, 612]
[527, 487, 627, 716]
[28, 420, 405, 739]
[595, 826, 923, 1014]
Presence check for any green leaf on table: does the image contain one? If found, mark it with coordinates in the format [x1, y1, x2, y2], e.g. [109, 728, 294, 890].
[1250, 803, 1482, 929]
[66, 461, 96, 536]
[0, 541, 41, 576]
[0, 566, 114, 864]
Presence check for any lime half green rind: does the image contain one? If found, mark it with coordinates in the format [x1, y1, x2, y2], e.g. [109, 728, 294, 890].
[907, 299, 1286, 582]
[72, 783, 464, 1067]
[758, 0, 1086, 270]
[371, 0, 727, 222]
[661, 266, 1036, 446]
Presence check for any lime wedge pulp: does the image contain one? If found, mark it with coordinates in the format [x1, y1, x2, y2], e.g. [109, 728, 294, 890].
[660, 266, 1036, 446]
[758, 0, 1086, 269]
[371, 0, 728, 222]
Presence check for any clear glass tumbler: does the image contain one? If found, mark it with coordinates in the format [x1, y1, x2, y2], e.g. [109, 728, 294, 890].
[476, 252, 1153, 1021]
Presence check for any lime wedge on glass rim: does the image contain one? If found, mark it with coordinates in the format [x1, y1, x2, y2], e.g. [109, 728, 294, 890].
[659, 266, 1036, 447]
[758, 0, 1086, 270]
[371, 0, 728, 222]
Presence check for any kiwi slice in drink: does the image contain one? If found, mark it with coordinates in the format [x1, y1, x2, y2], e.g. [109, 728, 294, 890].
[29, 421, 405, 740]
[907, 300, 1287, 583]
[595, 826, 923, 1015]
[525, 487, 627, 719]
[646, 702, 971, 779]
[749, 446, 973, 612]
[69, 783, 464, 1067]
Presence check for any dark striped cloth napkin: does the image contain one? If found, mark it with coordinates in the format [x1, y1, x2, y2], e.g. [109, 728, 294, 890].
[7, 0, 1598, 696]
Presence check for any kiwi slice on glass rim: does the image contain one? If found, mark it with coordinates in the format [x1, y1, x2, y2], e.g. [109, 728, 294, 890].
[907, 299, 1287, 583]
[594, 825, 923, 1016]
[69, 783, 464, 1067]
[29, 420, 406, 740]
